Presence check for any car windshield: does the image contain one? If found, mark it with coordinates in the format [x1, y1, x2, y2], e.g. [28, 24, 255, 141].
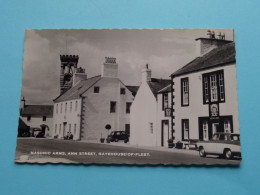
[110, 132, 115, 136]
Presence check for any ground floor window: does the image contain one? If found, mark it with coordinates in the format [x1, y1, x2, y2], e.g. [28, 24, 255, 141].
[199, 116, 233, 141]
[182, 119, 189, 141]
[74, 124, 77, 135]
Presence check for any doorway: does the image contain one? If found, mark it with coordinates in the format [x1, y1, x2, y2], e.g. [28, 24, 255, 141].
[212, 123, 219, 135]
[161, 120, 169, 147]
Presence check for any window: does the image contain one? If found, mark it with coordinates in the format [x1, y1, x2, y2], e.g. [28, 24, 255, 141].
[75, 101, 78, 112]
[202, 70, 225, 104]
[182, 119, 189, 140]
[69, 124, 71, 132]
[70, 102, 72, 112]
[59, 124, 61, 134]
[27, 116, 31, 121]
[65, 102, 67, 113]
[181, 78, 189, 106]
[74, 124, 76, 135]
[120, 88, 126, 95]
[110, 101, 116, 113]
[224, 120, 231, 133]
[149, 122, 153, 134]
[55, 124, 57, 134]
[126, 102, 132, 113]
[203, 120, 208, 140]
[94, 86, 100, 93]
[162, 93, 169, 110]
[43, 116, 46, 121]
[60, 103, 63, 113]
[56, 104, 58, 114]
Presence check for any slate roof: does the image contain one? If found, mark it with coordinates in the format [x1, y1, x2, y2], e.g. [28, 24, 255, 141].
[171, 42, 236, 77]
[20, 105, 53, 117]
[126, 86, 139, 97]
[158, 84, 171, 93]
[53, 75, 101, 103]
[147, 78, 171, 98]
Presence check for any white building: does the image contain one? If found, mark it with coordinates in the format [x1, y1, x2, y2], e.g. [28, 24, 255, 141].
[53, 56, 137, 142]
[130, 65, 172, 147]
[19, 98, 53, 137]
[171, 37, 239, 144]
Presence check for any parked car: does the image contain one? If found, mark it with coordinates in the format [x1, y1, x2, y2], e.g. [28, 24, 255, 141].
[106, 131, 129, 143]
[197, 133, 241, 159]
[64, 132, 73, 140]
[33, 128, 44, 138]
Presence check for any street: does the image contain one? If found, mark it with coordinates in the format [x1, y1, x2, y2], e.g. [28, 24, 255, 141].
[15, 138, 241, 165]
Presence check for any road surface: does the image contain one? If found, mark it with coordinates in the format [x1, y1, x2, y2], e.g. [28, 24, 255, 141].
[15, 138, 241, 165]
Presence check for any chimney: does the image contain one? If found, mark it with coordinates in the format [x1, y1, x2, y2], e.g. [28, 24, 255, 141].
[195, 31, 232, 56]
[101, 57, 118, 78]
[73, 67, 88, 86]
[20, 97, 26, 112]
[142, 64, 151, 83]
[59, 55, 79, 94]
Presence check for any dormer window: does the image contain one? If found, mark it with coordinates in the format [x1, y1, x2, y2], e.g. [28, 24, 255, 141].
[94, 87, 100, 93]
[120, 88, 126, 95]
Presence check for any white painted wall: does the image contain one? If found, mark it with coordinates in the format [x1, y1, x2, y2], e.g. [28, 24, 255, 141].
[173, 63, 239, 142]
[80, 77, 134, 142]
[21, 116, 53, 137]
[52, 98, 82, 140]
[157, 92, 172, 147]
[130, 82, 157, 147]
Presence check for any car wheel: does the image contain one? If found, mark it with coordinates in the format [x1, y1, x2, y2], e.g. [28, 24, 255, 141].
[199, 147, 206, 157]
[224, 149, 233, 160]
[124, 139, 128, 143]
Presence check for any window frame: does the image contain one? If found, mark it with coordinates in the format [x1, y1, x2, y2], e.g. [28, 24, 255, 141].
[110, 101, 116, 113]
[126, 102, 132, 114]
[202, 70, 225, 104]
[182, 119, 189, 141]
[42, 116, 46, 121]
[120, 88, 126, 95]
[181, 77, 189, 107]
[94, 86, 100, 93]
[162, 92, 169, 110]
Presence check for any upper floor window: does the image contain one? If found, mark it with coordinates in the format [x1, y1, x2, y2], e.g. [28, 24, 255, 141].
[110, 101, 116, 113]
[60, 103, 63, 113]
[162, 93, 169, 110]
[94, 86, 100, 93]
[27, 116, 31, 121]
[181, 78, 189, 106]
[70, 102, 72, 112]
[65, 102, 67, 113]
[43, 116, 46, 121]
[56, 104, 58, 114]
[126, 102, 132, 113]
[120, 88, 126, 95]
[75, 101, 78, 112]
[202, 70, 225, 104]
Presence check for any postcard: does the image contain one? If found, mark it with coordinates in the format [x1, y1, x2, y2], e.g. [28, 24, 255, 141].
[15, 29, 241, 165]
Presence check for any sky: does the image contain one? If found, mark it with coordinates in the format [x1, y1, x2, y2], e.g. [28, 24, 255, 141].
[21, 29, 234, 105]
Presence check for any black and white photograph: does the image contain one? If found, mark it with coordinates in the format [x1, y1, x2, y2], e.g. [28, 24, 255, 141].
[15, 29, 241, 165]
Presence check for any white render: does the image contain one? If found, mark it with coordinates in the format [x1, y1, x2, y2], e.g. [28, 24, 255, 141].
[52, 99, 82, 140]
[172, 63, 239, 142]
[20, 116, 53, 137]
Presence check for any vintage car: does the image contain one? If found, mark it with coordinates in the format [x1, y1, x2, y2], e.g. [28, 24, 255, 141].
[197, 133, 241, 159]
[106, 131, 129, 143]
[33, 128, 45, 138]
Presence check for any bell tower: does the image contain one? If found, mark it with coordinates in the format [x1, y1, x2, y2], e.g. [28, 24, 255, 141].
[60, 55, 79, 95]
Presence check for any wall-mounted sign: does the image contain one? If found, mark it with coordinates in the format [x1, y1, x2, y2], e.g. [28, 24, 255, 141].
[209, 103, 219, 117]
[165, 108, 171, 117]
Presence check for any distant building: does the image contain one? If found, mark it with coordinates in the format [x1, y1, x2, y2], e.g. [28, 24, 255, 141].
[19, 97, 53, 137]
[53, 56, 137, 142]
[130, 65, 172, 147]
[171, 36, 239, 144]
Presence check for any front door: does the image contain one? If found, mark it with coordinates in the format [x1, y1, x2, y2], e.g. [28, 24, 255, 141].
[63, 122, 67, 137]
[161, 120, 169, 147]
[212, 123, 219, 135]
